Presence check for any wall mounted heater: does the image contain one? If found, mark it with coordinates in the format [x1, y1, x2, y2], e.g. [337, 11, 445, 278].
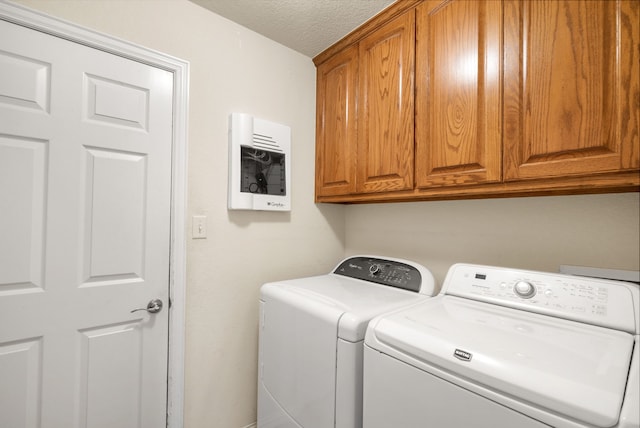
[228, 113, 291, 211]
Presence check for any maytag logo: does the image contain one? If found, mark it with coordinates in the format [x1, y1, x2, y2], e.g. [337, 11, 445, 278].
[454, 349, 472, 362]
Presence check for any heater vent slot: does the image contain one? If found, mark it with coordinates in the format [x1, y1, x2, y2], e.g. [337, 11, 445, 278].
[253, 133, 284, 153]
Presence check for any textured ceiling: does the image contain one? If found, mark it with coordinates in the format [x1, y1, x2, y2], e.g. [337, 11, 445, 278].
[189, 0, 395, 58]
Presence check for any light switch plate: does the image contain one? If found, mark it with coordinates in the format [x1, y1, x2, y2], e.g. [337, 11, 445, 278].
[192, 215, 207, 239]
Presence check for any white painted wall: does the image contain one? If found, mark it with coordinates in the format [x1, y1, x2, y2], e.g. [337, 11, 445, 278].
[12, 1, 640, 428]
[346, 193, 640, 289]
[14, 1, 344, 427]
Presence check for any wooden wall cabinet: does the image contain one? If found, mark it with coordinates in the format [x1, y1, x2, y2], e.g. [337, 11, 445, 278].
[315, 10, 415, 198]
[503, 0, 640, 181]
[357, 11, 415, 194]
[314, 0, 639, 203]
[415, 0, 502, 188]
[315, 45, 358, 198]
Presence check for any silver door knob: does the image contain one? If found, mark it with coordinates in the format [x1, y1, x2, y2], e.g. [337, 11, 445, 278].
[131, 299, 163, 314]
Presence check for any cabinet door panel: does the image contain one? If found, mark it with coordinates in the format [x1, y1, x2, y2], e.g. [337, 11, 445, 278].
[415, 0, 502, 188]
[315, 45, 358, 197]
[503, 0, 639, 180]
[357, 12, 415, 193]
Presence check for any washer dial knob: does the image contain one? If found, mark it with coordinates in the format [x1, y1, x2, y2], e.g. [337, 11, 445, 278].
[514, 281, 536, 299]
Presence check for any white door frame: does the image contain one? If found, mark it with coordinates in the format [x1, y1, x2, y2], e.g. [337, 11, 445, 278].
[0, 2, 188, 427]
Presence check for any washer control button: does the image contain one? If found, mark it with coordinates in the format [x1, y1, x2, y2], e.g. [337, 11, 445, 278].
[514, 281, 536, 299]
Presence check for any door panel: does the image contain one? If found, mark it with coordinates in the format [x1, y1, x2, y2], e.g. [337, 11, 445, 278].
[0, 134, 47, 291]
[503, 0, 639, 179]
[0, 18, 172, 428]
[82, 148, 146, 282]
[79, 323, 143, 428]
[415, 0, 502, 188]
[0, 50, 50, 112]
[315, 45, 358, 197]
[0, 338, 42, 428]
[85, 74, 149, 130]
[357, 11, 415, 193]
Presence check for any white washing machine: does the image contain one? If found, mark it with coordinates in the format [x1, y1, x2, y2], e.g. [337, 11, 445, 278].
[363, 263, 640, 428]
[257, 255, 437, 428]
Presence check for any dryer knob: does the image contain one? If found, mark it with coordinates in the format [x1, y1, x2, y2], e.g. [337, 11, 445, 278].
[514, 281, 536, 299]
[369, 264, 381, 275]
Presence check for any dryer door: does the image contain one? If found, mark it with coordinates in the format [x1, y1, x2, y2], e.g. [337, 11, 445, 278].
[259, 285, 344, 428]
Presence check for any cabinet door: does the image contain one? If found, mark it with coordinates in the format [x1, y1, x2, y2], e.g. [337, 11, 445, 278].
[357, 11, 415, 193]
[415, 0, 502, 188]
[503, 0, 639, 180]
[315, 45, 358, 197]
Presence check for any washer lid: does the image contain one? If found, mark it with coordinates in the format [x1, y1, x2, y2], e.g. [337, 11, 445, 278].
[366, 296, 636, 427]
[260, 274, 428, 342]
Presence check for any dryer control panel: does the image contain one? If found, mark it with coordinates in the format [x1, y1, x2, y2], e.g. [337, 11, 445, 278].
[333, 256, 423, 293]
[443, 264, 639, 334]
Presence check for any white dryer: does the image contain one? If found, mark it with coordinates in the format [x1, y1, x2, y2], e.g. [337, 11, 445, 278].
[257, 256, 436, 428]
[363, 263, 640, 428]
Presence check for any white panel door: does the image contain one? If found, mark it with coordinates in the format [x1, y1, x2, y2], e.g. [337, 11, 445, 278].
[0, 18, 173, 428]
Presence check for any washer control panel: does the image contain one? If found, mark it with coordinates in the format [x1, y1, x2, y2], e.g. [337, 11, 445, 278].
[443, 264, 638, 333]
[334, 256, 422, 293]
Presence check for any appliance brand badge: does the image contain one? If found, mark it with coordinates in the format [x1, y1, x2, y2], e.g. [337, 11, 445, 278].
[454, 349, 472, 362]
[267, 201, 285, 207]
